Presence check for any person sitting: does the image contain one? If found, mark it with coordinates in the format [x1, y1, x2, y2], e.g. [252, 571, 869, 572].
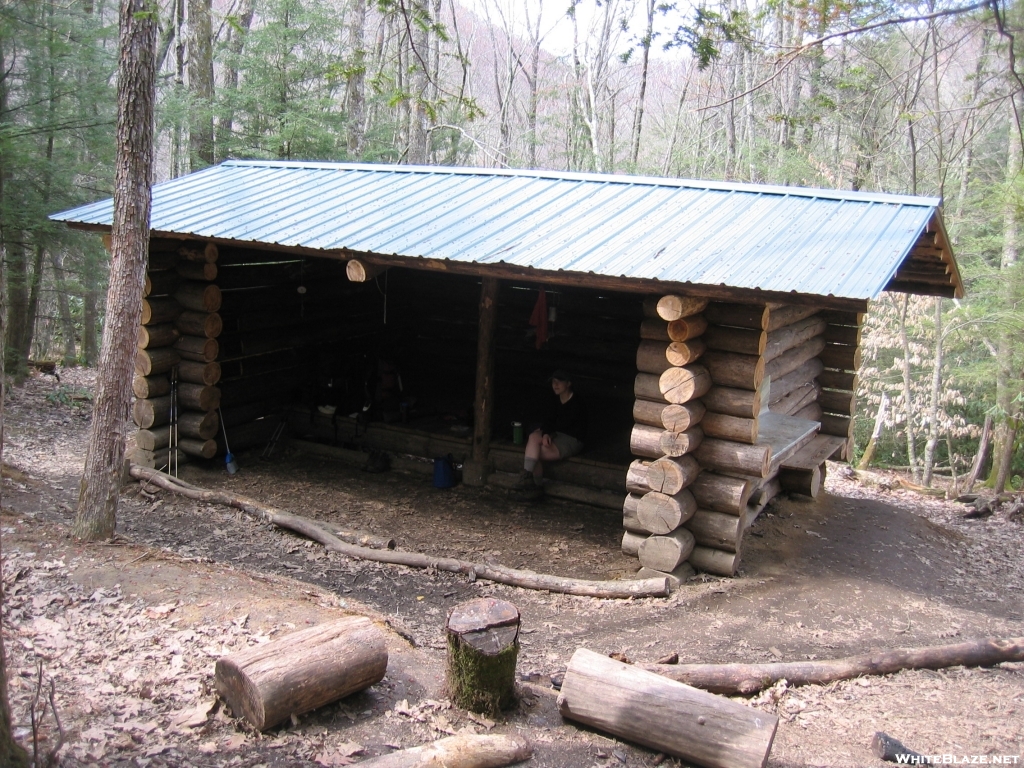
[515, 370, 587, 496]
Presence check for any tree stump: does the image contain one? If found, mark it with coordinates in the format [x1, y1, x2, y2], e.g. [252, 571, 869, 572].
[445, 598, 520, 716]
[215, 616, 387, 730]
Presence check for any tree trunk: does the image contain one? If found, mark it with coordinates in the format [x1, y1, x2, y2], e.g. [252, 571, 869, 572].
[51, 250, 79, 364]
[857, 393, 889, 470]
[187, 0, 214, 167]
[629, 0, 655, 166]
[345, 0, 367, 156]
[74, 0, 157, 541]
[964, 414, 992, 493]
[0, 246, 32, 766]
[899, 294, 920, 482]
[922, 298, 943, 486]
[990, 96, 1022, 489]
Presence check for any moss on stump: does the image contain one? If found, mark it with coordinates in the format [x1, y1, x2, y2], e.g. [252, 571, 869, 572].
[445, 598, 520, 716]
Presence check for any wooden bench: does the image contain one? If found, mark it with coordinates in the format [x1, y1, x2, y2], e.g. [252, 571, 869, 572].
[778, 433, 847, 497]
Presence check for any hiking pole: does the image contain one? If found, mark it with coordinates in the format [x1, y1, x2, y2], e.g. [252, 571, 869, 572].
[219, 407, 238, 474]
[170, 366, 179, 478]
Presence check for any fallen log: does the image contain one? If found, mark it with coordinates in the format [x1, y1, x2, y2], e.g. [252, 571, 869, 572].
[129, 466, 670, 599]
[558, 649, 778, 768]
[641, 637, 1024, 695]
[357, 733, 533, 768]
[871, 732, 928, 765]
[215, 616, 387, 731]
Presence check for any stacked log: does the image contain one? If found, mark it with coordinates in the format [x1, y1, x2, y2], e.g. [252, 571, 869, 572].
[682, 301, 773, 577]
[817, 310, 862, 460]
[623, 296, 709, 580]
[133, 239, 222, 464]
[765, 308, 827, 418]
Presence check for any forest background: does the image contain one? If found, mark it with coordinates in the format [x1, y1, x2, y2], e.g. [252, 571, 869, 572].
[2, 0, 1023, 488]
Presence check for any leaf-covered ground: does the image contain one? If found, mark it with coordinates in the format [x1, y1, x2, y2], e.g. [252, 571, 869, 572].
[2, 369, 1022, 767]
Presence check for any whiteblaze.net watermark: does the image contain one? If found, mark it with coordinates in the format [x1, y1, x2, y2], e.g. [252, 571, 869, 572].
[895, 756, 1021, 765]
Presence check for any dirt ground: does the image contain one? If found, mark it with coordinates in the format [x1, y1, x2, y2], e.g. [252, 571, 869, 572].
[2, 369, 1022, 767]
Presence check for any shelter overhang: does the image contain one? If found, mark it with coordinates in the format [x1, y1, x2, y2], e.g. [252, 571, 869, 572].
[51, 161, 964, 307]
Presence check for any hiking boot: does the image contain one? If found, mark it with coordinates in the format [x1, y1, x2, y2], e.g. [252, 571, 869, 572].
[512, 470, 534, 490]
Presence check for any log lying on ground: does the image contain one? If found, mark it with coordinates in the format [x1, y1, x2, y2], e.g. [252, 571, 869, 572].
[643, 294, 709, 321]
[129, 466, 671, 598]
[357, 733, 533, 768]
[641, 637, 1024, 696]
[871, 732, 928, 765]
[632, 399, 705, 432]
[214, 618, 385, 729]
[558, 649, 778, 768]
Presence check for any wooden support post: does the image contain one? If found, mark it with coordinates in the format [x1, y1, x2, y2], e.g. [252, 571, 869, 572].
[466, 277, 500, 486]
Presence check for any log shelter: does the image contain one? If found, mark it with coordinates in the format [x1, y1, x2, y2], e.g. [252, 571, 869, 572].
[52, 161, 964, 579]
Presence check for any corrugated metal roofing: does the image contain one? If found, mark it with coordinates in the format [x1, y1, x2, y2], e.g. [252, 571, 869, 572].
[51, 160, 961, 303]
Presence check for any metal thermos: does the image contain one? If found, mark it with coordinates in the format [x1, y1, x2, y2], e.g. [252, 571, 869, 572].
[512, 421, 524, 445]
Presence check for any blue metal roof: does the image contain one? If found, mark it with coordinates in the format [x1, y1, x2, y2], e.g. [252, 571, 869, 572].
[51, 160, 962, 303]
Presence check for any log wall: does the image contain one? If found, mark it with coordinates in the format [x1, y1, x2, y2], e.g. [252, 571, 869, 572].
[622, 299, 864, 577]
[816, 310, 863, 460]
[620, 295, 708, 577]
[131, 240, 223, 467]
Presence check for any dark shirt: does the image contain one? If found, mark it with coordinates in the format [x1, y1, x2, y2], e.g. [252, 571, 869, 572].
[541, 393, 588, 442]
